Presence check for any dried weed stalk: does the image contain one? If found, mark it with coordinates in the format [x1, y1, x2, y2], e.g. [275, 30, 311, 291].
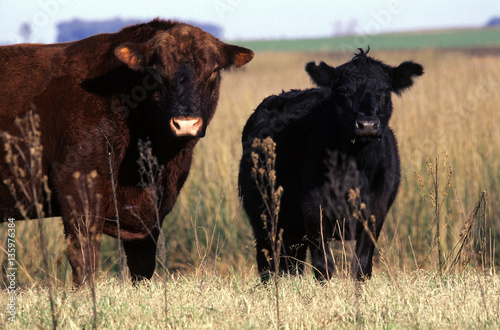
[137, 138, 168, 323]
[250, 136, 283, 329]
[446, 191, 489, 273]
[1, 107, 57, 329]
[415, 153, 453, 275]
[66, 170, 101, 328]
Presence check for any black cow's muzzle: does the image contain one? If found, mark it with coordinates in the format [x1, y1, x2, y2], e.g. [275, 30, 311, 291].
[169, 116, 206, 137]
[355, 118, 381, 137]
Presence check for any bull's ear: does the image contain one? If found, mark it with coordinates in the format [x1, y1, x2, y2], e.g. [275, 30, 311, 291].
[391, 61, 424, 95]
[221, 44, 254, 68]
[114, 42, 148, 71]
[305, 61, 337, 88]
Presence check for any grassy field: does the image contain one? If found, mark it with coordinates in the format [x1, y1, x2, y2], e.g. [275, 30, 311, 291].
[1, 270, 499, 328]
[236, 28, 500, 52]
[1, 43, 500, 327]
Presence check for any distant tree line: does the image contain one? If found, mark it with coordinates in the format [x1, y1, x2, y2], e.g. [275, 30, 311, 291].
[1, 16, 498, 46]
[56, 18, 223, 43]
[486, 16, 500, 27]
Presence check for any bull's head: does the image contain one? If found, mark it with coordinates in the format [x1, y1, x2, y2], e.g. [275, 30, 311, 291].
[114, 23, 253, 138]
[306, 49, 423, 144]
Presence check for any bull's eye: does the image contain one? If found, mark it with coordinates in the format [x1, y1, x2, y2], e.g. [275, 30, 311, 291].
[211, 65, 220, 77]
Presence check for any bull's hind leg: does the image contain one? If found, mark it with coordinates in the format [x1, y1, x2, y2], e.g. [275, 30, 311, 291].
[123, 229, 159, 283]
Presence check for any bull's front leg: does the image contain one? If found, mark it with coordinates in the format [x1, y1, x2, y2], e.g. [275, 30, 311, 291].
[57, 169, 106, 286]
[63, 213, 105, 286]
[122, 228, 160, 283]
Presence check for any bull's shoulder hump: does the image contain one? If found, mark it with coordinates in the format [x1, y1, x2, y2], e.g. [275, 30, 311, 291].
[0, 43, 71, 91]
[0, 43, 67, 61]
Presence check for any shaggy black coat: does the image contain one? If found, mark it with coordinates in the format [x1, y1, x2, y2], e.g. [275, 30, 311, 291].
[239, 49, 423, 281]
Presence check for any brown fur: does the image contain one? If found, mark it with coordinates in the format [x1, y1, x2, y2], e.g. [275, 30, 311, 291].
[0, 19, 253, 285]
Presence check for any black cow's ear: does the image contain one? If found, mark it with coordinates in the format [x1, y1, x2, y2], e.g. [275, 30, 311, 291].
[391, 61, 424, 95]
[222, 44, 254, 68]
[114, 42, 148, 71]
[305, 61, 337, 88]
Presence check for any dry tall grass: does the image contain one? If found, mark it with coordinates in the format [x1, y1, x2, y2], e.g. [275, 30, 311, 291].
[1, 48, 499, 284]
[1, 270, 499, 328]
[169, 48, 500, 275]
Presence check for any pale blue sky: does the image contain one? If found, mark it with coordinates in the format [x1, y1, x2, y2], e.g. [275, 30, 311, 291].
[1, 0, 498, 44]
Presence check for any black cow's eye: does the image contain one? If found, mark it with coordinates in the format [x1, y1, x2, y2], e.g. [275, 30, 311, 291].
[337, 87, 348, 95]
[380, 89, 392, 106]
[380, 93, 386, 105]
[336, 88, 351, 107]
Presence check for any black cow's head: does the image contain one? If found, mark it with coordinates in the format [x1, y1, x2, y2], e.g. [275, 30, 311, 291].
[306, 49, 423, 143]
[114, 23, 253, 138]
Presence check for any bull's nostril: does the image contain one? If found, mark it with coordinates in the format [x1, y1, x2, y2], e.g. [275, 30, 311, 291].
[171, 119, 181, 130]
[373, 122, 379, 130]
[356, 121, 363, 129]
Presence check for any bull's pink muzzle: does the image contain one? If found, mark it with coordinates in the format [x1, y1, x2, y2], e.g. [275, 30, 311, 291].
[169, 116, 204, 137]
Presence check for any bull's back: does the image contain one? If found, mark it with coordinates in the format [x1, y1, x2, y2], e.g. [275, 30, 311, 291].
[0, 43, 70, 121]
[0, 44, 66, 218]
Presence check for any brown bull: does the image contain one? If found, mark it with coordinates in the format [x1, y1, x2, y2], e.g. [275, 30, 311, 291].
[0, 19, 253, 285]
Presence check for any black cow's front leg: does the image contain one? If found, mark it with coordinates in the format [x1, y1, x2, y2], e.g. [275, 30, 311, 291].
[351, 230, 376, 280]
[303, 199, 336, 281]
[254, 231, 274, 282]
[280, 241, 307, 276]
[254, 223, 308, 282]
[309, 239, 336, 281]
[123, 229, 159, 283]
[351, 207, 386, 280]
[352, 173, 399, 280]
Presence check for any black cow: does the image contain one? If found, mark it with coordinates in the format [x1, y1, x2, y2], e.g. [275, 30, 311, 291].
[239, 49, 423, 281]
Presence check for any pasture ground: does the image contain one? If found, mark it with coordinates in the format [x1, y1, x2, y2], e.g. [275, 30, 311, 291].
[1, 41, 500, 328]
[1, 270, 499, 328]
